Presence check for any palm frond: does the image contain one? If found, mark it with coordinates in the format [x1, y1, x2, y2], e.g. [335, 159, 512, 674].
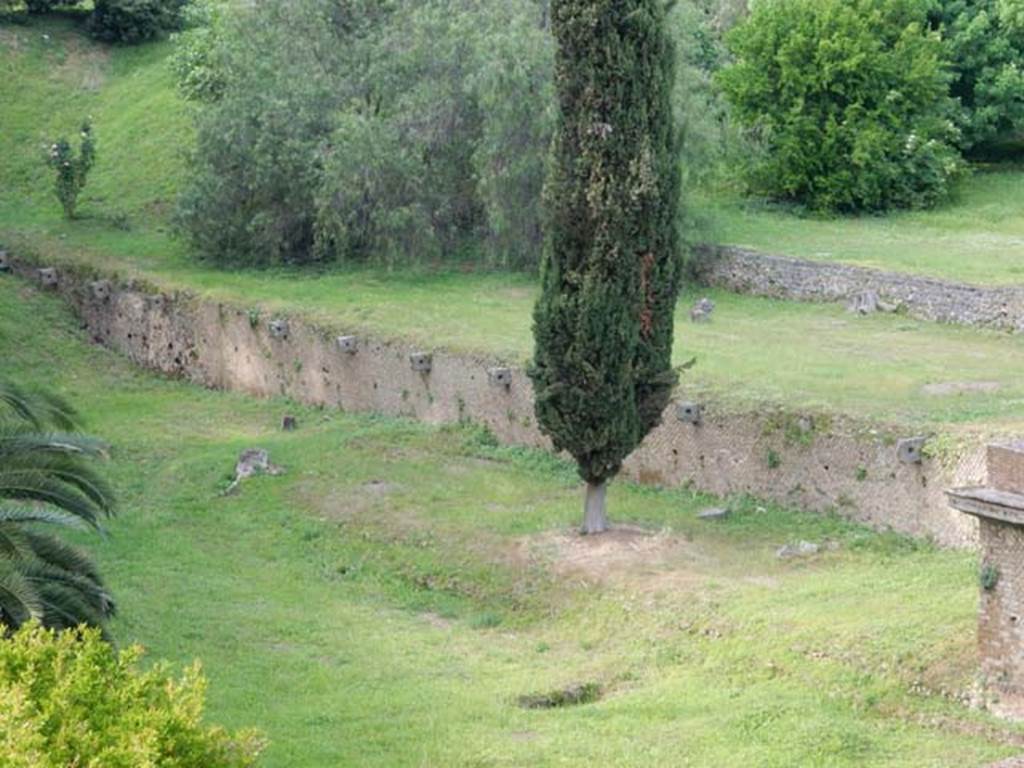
[6, 456, 114, 506]
[0, 504, 91, 530]
[19, 529, 108, 592]
[0, 523, 39, 563]
[19, 558, 115, 621]
[0, 380, 114, 636]
[0, 560, 43, 629]
[0, 431, 111, 460]
[0, 478, 105, 529]
[0, 380, 80, 431]
[31, 579, 111, 636]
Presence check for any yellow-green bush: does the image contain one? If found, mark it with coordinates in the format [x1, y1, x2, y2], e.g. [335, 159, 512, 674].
[0, 623, 264, 767]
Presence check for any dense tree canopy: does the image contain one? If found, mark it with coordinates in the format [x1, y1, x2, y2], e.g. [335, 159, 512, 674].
[931, 0, 1024, 152]
[174, 0, 728, 269]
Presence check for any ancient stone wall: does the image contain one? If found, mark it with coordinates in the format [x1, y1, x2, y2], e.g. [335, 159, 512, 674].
[8, 260, 988, 548]
[699, 246, 1024, 332]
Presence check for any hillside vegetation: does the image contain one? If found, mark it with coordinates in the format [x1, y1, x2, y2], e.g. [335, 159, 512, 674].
[2, 269, 1021, 767]
[5, 19, 1024, 431]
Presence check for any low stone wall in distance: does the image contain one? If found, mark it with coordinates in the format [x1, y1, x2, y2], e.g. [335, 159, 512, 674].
[699, 246, 1024, 332]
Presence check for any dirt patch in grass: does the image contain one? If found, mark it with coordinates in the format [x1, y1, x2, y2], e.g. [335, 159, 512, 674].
[0, 28, 24, 55]
[299, 481, 401, 524]
[922, 381, 1003, 396]
[419, 611, 453, 630]
[518, 524, 716, 586]
[52, 34, 109, 91]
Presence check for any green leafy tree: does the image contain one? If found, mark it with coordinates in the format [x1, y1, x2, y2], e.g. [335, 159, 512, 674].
[718, 0, 963, 212]
[931, 0, 1024, 153]
[0, 623, 264, 765]
[176, 0, 721, 270]
[0, 380, 115, 634]
[529, 0, 682, 534]
[46, 120, 95, 220]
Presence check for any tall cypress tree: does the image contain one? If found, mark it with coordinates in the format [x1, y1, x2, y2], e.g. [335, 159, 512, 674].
[530, 0, 681, 534]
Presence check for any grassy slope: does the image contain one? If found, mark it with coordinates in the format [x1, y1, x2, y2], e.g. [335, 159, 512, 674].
[708, 169, 1024, 287]
[5, 19, 1024, 431]
[2, 272, 1022, 767]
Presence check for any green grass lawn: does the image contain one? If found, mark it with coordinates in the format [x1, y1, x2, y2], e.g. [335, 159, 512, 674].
[3, 253, 1023, 766]
[6, 17, 1024, 432]
[706, 168, 1024, 286]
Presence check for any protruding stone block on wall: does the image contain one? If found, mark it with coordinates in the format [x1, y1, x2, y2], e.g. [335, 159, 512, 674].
[897, 437, 925, 465]
[268, 319, 290, 340]
[676, 401, 702, 425]
[488, 367, 512, 388]
[90, 280, 112, 302]
[37, 267, 58, 288]
[948, 441, 1024, 718]
[409, 352, 432, 373]
[337, 335, 358, 355]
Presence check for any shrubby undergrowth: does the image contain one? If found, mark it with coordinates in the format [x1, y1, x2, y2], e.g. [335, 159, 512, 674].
[2, 0, 186, 41]
[174, 0, 730, 269]
[0, 623, 264, 766]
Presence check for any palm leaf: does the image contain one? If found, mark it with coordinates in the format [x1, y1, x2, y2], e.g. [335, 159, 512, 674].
[0, 560, 42, 629]
[0, 380, 80, 431]
[0, 459, 115, 516]
[0, 380, 114, 635]
[0, 504, 91, 530]
[0, 431, 111, 459]
[20, 530, 108, 594]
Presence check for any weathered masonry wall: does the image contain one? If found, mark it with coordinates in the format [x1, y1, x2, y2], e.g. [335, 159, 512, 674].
[8, 261, 992, 548]
[699, 246, 1024, 332]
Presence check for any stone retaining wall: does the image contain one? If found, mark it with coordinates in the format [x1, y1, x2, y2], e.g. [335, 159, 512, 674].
[7, 259, 991, 548]
[699, 246, 1024, 332]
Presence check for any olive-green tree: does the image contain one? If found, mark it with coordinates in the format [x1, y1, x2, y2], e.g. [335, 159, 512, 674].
[530, 0, 681, 534]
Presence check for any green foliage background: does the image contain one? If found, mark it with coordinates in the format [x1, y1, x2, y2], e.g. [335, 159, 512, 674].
[174, 0, 729, 269]
[718, 0, 964, 212]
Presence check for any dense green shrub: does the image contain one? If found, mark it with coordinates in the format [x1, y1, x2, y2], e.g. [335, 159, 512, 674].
[88, 0, 187, 44]
[931, 0, 1024, 152]
[169, 0, 230, 102]
[176, 0, 725, 269]
[718, 0, 964, 212]
[0, 623, 264, 766]
[23, 0, 77, 12]
[46, 119, 94, 219]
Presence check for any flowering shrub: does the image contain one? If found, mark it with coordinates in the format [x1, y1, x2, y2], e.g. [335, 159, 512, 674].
[0, 623, 265, 767]
[46, 120, 95, 219]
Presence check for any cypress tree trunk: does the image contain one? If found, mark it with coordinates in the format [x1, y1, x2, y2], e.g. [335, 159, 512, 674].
[529, 0, 681, 534]
[583, 481, 609, 535]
